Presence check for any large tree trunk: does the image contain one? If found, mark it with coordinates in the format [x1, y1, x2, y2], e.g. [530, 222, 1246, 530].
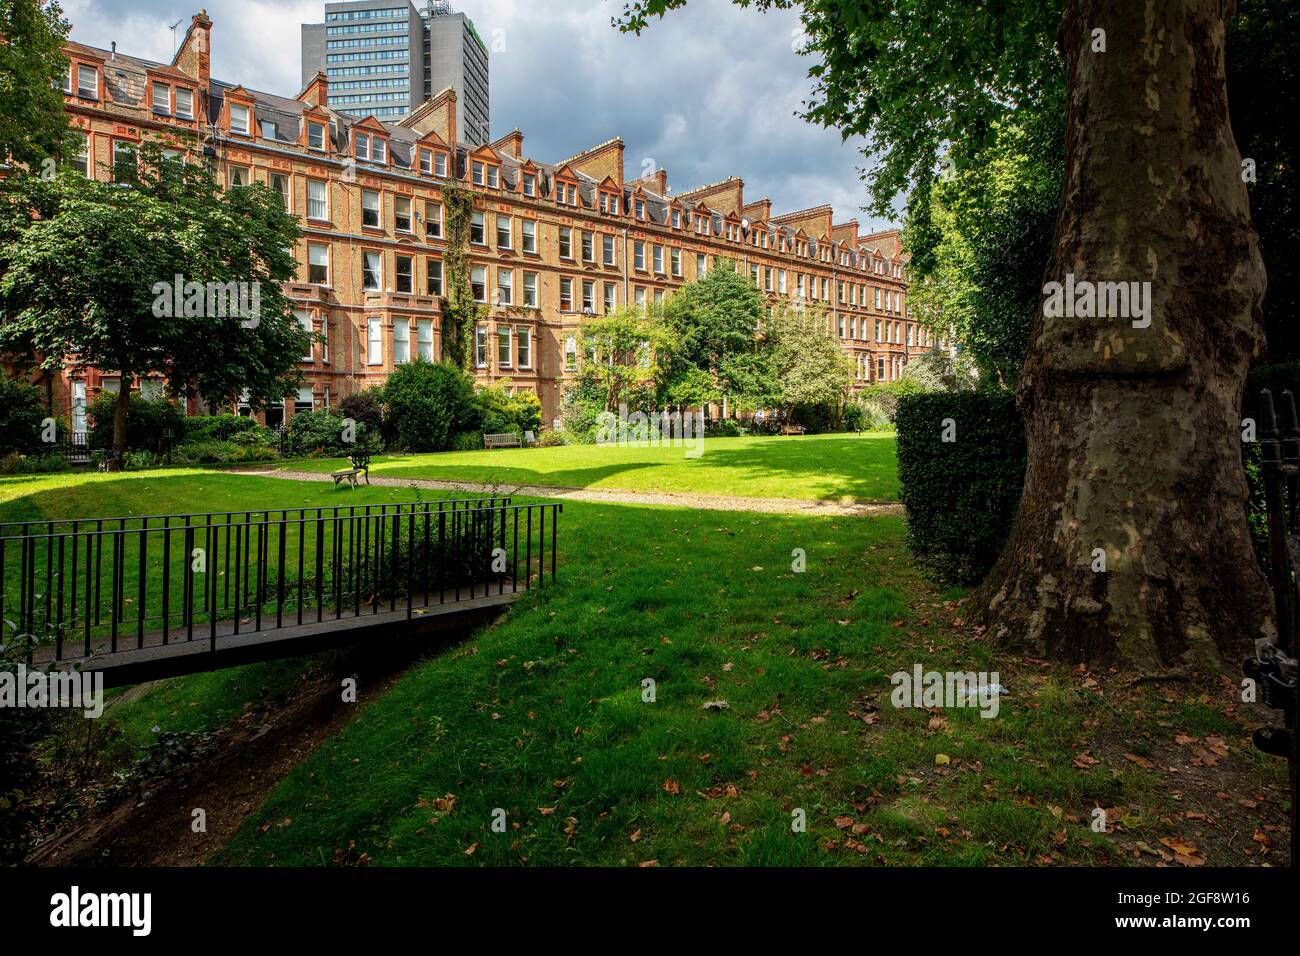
[973, 0, 1272, 670]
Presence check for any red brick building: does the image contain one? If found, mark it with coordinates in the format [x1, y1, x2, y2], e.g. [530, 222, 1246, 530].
[32, 11, 928, 433]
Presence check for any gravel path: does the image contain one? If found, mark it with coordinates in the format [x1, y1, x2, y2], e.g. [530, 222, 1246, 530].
[245, 469, 904, 518]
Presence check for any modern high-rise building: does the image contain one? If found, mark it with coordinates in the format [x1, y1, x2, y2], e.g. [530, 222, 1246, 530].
[301, 0, 489, 143]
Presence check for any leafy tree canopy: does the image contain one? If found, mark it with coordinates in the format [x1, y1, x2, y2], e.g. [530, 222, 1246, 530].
[0, 0, 73, 170]
[615, 0, 1064, 216]
[0, 143, 310, 451]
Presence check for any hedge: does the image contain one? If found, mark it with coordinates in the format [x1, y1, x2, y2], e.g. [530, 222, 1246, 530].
[896, 391, 1026, 586]
[0, 372, 45, 457]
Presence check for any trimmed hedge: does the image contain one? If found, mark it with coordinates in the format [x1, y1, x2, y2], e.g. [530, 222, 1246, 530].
[896, 392, 1026, 586]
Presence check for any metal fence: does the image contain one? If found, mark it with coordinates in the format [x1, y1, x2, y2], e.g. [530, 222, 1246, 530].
[0, 497, 561, 666]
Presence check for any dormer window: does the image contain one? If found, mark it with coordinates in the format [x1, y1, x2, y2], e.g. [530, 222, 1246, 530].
[308, 122, 325, 151]
[487, 166, 499, 188]
[151, 83, 170, 114]
[635, 199, 645, 219]
[356, 133, 370, 161]
[523, 173, 536, 197]
[229, 104, 250, 135]
[672, 210, 681, 229]
[473, 161, 486, 185]
[262, 121, 278, 141]
[372, 139, 386, 164]
[435, 152, 448, 177]
[76, 64, 98, 99]
[175, 87, 193, 119]
[420, 149, 432, 175]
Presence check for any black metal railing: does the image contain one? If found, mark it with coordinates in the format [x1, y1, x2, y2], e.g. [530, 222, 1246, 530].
[60, 432, 91, 463]
[0, 497, 560, 667]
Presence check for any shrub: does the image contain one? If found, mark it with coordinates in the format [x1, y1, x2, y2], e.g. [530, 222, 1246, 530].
[896, 391, 1026, 586]
[450, 430, 485, 452]
[171, 440, 278, 466]
[88, 392, 185, 452]
[0, 372, 45, 457]
[340, 388, 386, 434]
[183, 414, 262, 443]
[706, 418, 745, 437]
[559, 381, 606, 444]
[121, 450, 166, 471]
[788, 402, 837, 433]
[477, 383, 541, 436]
[382, 360, 482, 452]
[0, 452, 70, 475]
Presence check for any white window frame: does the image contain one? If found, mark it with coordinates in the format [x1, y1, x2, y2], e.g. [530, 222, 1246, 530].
[367, 317, 382, 365]
[308, 243, 330, 285]
[307, 179, 329, 220]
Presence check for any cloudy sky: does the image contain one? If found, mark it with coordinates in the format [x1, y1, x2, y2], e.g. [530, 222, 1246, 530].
[62, 0, 896, 230]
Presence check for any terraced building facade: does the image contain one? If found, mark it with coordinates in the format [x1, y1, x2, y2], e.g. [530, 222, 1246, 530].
[46, 11, 928, 431]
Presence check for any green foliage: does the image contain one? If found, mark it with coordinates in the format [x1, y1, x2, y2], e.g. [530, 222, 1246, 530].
[170, 440, 278, 466]
[661, 260, 763, 400]
[182, 414, 262, 444]
[439, 185, 482, 369]
[86, 391, 184, 453]
[381, 359, 482, 452]
[902, 347, 980, 393]
[0, 369, 44, 456]
[476, 383, 541, 436]
[852, 377, 929, 428]
[763, 305, 851, 414]
[905, 107, 1063, 386]
[578, 308, 676, 412]
[0, 143, 309, 453]
[616, 0, 1063, 216]
[1242, 363, 1300, 567]
[0, 0, 73, 172]
[340, 388, 385, 433]
[558, 378, 609, 443]
[286, 408, 378, 458]
[449, 430, 486, 452]
[896, 392, 1026, 585]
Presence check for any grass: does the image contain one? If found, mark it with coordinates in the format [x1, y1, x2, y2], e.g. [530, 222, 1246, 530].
[5, 463, 1285, 868]
[273, 432, 901, 502]
[212, 495, 1141, 867]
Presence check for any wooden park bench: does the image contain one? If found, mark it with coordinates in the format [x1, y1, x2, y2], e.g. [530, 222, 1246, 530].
[780, 424, 807, 436]
[484, 433, 522, 450]
[331, 451, 371, 489]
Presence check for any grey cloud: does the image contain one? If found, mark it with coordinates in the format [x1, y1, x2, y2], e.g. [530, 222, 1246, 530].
[66, 0, 897, 228]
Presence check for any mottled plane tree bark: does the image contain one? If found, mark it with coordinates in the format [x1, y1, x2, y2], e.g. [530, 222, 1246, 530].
[974, 0, 1271, 669]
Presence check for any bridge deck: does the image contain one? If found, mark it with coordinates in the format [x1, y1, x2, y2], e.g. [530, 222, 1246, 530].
[27, 592, 520, 688]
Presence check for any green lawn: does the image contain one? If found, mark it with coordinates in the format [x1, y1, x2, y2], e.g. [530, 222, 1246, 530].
[6, 466, 1283, 867]
[275, 432, 900, 502]
[213, 487, 1270, 867]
